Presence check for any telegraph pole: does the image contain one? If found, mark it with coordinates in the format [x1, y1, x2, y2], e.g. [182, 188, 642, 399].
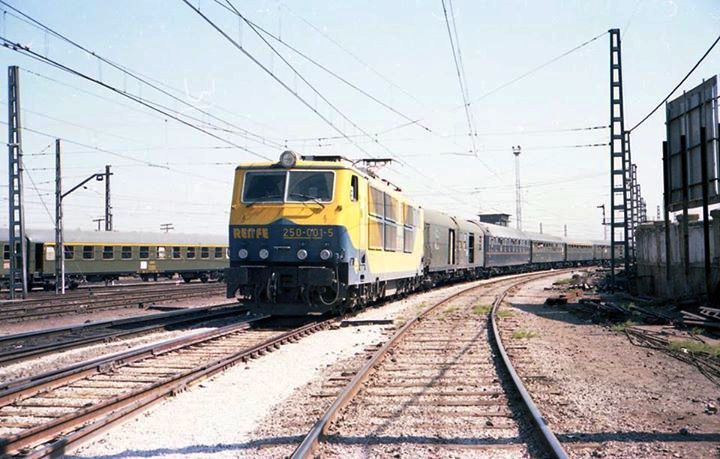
[539, 222, 542, 234]
[160, 223, 174, 233]
[597, 204, 607, 241]
[55, 139, 65, 294]
[105, 165, 113, 231]
[93, 217, 105, 231]
[564, 224, 567, 237]
[7, 65, 27, 299]
[512, 145, 522, 230]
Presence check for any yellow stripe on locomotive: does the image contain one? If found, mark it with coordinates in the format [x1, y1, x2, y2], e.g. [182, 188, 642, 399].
[226, 151, 423, 315]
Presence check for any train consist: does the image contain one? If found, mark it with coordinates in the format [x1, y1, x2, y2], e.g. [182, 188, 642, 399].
[226, 151, 615, 315]
[1, 229, 228, 290]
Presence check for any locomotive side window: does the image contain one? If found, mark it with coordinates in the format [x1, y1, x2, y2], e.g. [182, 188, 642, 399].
[201, 247, 210, 258]
[287, 171, 334, 202]
[243, 171, 286, 203]
[139, 246, 150, 259]
[102, 246, 114, 260]
[121, 246, 132, 259]
[350, 175, 359, 201]
[369, 187, 384, 217]
[82, 246, 94, 260]
[403, 205, 417, 253]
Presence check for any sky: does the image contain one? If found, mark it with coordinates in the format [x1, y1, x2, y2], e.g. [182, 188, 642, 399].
[0, 0, 718, 239]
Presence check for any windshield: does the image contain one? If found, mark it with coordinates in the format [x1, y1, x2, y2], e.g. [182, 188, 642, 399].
[287, 171, 334, 202]
[243, 171, 286, 202]
[242, 170, 334, 203]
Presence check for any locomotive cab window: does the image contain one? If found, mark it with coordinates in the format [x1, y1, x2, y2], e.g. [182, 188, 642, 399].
[102, 246, 114, 260]
[243, 171, 286, 203]
[121, 246, 132, 259]
[287, 171, 334, 203]
[82, 246, 94, 260]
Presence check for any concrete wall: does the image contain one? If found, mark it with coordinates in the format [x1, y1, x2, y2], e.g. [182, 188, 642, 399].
[635, 210, 720, 299]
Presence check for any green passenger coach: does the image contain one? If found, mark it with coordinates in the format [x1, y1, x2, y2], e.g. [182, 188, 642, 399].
[0, 229, 228, 290]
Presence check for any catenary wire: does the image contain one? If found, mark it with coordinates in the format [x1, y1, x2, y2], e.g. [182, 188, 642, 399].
[440, 0, 478, 156]
[0, 1, 284, 148]
[628, 32, 720, 132]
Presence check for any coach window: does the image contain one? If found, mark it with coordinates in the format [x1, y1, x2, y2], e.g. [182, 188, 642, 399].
[187, 247, 196, 259]
[201, 247, 209, 259]
[3, 244, 8, 260]
[121, 246, 132, 259]
[214, 247, 223, 258]
[64, 245, 75, 260]
[172, 247, 182, 259]
[102, 246, 114, 260]
[139, 246, 150, 259]
[350, 175, 359, 201]
[82, 246, 94, 260]
[157, 247, 167, 260]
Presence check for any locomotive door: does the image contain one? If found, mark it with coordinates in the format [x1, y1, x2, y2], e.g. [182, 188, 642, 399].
[448, 229, 456, 265]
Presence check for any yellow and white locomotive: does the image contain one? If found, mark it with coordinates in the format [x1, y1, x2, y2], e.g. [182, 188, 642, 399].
[226, 151, 424, 315]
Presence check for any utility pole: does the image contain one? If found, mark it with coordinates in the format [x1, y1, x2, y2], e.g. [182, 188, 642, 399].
[512, 145, 522, 230]
[7, 65, 27, 299]
[656, 205, 660, 221]
[93, 217, 105, 231]
[564, 224, 567, 237]
[597, 204, 607, 241]
[609, 28, 629, 291]
[160, 223, 174, 233]
[104, 165, 113, 231]
[55, 139, 64, 294]
[539, 222, 542, 234]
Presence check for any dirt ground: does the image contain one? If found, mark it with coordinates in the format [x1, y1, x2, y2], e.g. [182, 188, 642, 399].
[501, 273, 720, 458]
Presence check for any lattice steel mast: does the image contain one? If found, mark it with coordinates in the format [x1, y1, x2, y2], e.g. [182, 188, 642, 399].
[7, 66, 27, 299]
[609, 29, 631, 288]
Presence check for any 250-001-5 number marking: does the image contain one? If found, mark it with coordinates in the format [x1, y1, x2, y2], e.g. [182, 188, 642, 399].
[282, 227, 334, 239]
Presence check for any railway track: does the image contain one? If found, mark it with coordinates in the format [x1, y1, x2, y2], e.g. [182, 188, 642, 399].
[0, 282, 225, 323]
[0, 315, 331, 457]
[0, 303, 246, 365]
[291, 271, 569, 458]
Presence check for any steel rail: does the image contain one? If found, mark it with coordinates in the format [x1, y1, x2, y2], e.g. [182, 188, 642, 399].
[489, 278, 569, 459]
[0, 302, 245, 365]
[0, 284, 225, 322]
[290, 270, 561, 458]
[0, 316, 331, 456]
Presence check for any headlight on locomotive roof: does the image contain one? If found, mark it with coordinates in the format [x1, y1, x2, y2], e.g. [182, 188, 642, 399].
[319, 249, 333, 261]
[279, 150, 297, 168]
[297, 249, 308, 260]
[259, 248, 270, 260]
[238, 248, 248, 259]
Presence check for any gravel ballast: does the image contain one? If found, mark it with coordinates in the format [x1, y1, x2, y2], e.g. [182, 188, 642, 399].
[70, 280, 492, 458]
[499, 272, 720, 459]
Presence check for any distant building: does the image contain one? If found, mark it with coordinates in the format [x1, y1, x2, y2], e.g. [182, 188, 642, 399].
[478, 213, 511, 227]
